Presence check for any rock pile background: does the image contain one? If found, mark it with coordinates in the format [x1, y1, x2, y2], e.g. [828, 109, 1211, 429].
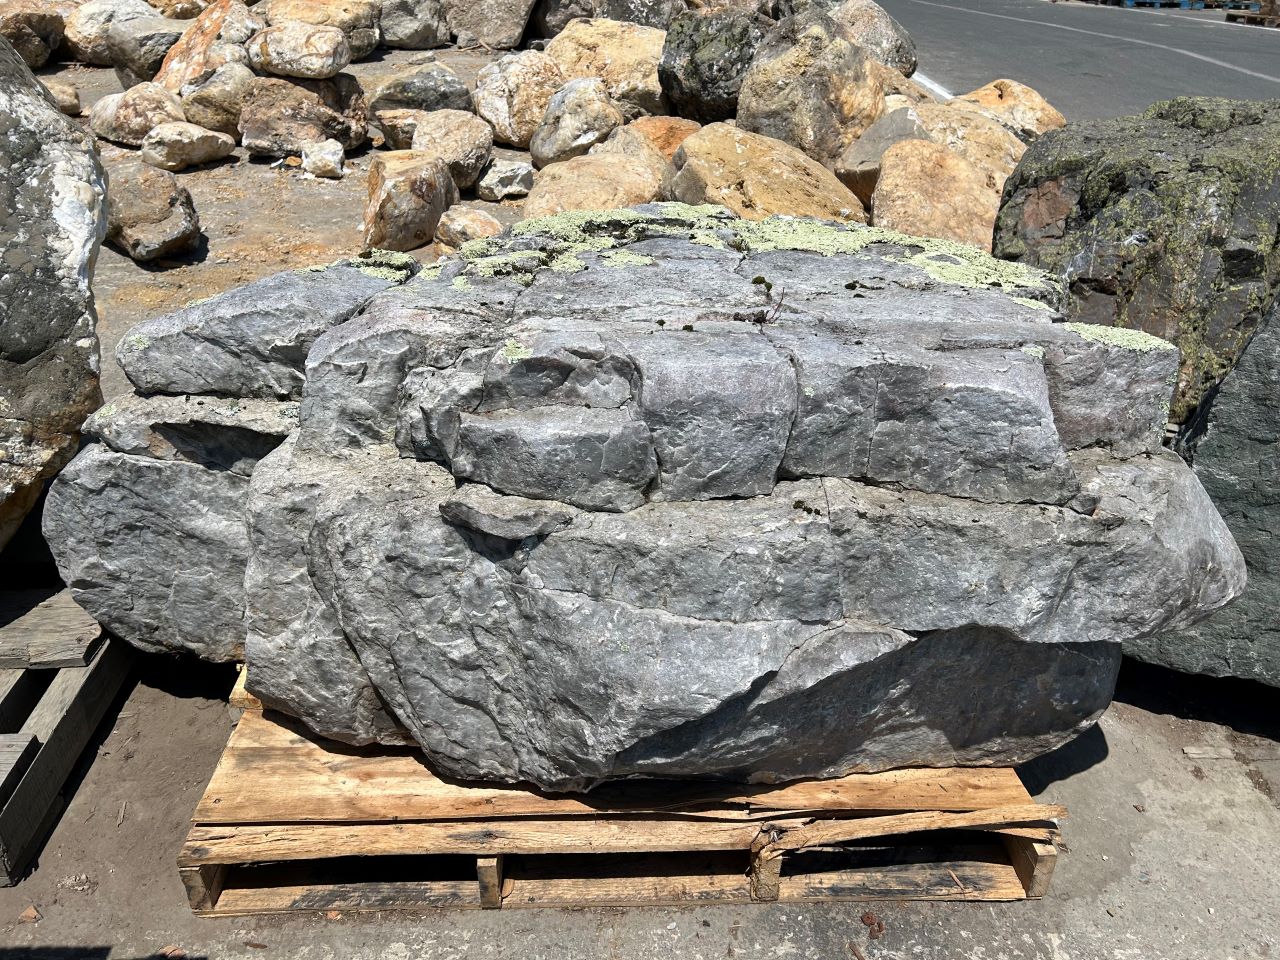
[44, 206, 1246, 789]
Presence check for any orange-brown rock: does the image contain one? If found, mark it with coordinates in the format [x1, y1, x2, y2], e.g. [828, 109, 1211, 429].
[522, 153, 664, 219]
[871, 139, 998, 251]
[154, 0, 257, 92]
[955, 78, 1067, 142]
[544, 18, 666, 120]
[624, 116, 700, 160]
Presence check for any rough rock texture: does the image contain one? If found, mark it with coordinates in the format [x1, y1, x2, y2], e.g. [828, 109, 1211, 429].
[522, 153, 662, 217]
[105, 14, 188, 87]
[476, 157, 534, 200]
[246, 21, 350, 79]
[827, 0, 916, 76]
[140, 119, 235, 170]
[262, 0, 379, 59]
[0, 40, 107, 550]
[178, 61, 253, 137]
[834, 105, 927, 207]
[379, 0, 448, 49]
[0, 0, 65, 68]
[1133, 305, 1280, 686]
[955, 78, 1065, 143]
[442, 0, 536, 48]
[301, 136, 344, 177]
[545, 17, 666, 120]
[65, 0, 160, 67]
[871, 139, 999, 251]
[153, 0, 261, 92]
[531, 77, 624, 169]
[736, 10, 884, 166]
[238, 73, 368, 156]
[369, 63, 471, 115]
[532, 0, 686, 36]
[667, 122, 865, 222]
[118, 254, 417, 398]
[436, 206, 503, 247]
[90, 81, 186, 146]
[103, 156, 201, 261]
[994, 98, 1280, 423]
[363, 152, 459, 251]
[659, 7, 763, 124]
[408, 109, 493, 190]
[43, 78, 81, 116]
[45, 205, 1246, 786]
[473, 50, 564, 149]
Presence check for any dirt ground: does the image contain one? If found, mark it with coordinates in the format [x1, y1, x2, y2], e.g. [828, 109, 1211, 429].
[0, 653, 1275, 960]
[36, 50, 522, 403]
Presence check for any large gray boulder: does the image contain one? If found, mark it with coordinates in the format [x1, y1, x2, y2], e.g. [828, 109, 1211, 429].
[46, 205, 1246, 789]
[0, 40, 107, 551]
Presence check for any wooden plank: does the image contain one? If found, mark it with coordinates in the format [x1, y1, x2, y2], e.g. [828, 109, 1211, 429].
[477, 855, 503, 908]
[1003, 835, 1058, 898]
[0, 735, 38, 811]
[779, 846, 1028, 902]
[0, 640, 131, 883]
[0, 591, 101, 670]
[0, 669, 47, 733]
[195, 711, 1035, 825]
[504, 853, 750, 908]
[200, 877, 481, 917]
[228, 665, 261, 713]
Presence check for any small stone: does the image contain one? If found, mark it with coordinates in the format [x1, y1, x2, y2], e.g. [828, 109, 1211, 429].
[104, 156, 201, 262]
[476, 158, 534, 201]
[531, 78, 624, 169]
[247, 21, 350, 79]
[408, 109, 493, 190]
[955, 78, 1066, 143]
[90, 81, 186, 147]
[659, 7, 763, 124]
[436, 206, 503, 247]
[871, 138, 998, 250]
[18, 905, 41, 924]
[380, 0, 448, 49]
[43, 78, 81, 116]
[522, 153, 662, 218]
[363, 151, 458, 251]
[140, 120, 235, 170]
[64, 0, 159, 67]
[238, 74, 368, 157]
[301, 137, 344, 177]
[178, 61, 253, 139]
[473, 50, 564, 149]
[737, 9, 884, 166]
[667, 122, 865, 223]
[544, 17, 666, 120]
[368, 63, 471, 115]
[826, 0, 917, 77]
[152, 0, 208, 15]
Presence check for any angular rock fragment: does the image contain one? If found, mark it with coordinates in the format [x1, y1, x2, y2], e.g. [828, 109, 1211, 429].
[531, 78, 624, 169]
[523, 153, 662, 218]
[379, 0, 448, 49]
[369, 62, 470, 115]
[436, 206, 503, 247]
[363, 152, 459, 251]
[545, 17, 666, 120]
[301, 137, 344, 177]
[0, 41, 107, 549]
[0, 0, 65, 68]
[442, 0, 536, 49]
[476, 158, 535, 201]
[153, 0, 261, 92]
[106, 14, 189, 86]
[408, 109, 494, 190]
[45, 206, 1247, 789]
[178, 62, 253, 138]
[956, 78, 1065, 143]
[104, 157, 202, 262]
[473, 50, 564, 148]
[872, 139, 999, 251]
[238, 74, 368, 156]
[140, 120, 235, 170]
[65, 0, 160, 67]
[827, 0, 917, 76]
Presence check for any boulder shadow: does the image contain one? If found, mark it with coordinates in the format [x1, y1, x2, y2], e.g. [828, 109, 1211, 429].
[1113, 656, 1280, 744]
[1016, 722, 1110, 796]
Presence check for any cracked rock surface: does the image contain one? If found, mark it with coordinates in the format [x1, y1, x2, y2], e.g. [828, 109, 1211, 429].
[45, 205, 1247, 789]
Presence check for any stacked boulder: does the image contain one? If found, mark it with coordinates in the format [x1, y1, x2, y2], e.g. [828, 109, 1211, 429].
[996, 97, 1280, 687]
[45, 205, 1246, 789]
[0, 40, 107, 550]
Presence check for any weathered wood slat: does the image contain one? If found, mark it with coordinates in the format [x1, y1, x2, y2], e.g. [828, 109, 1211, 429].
[0, 591, 102, 670]
[195, 711, 1034, 825]
[0, 735, 38, 811]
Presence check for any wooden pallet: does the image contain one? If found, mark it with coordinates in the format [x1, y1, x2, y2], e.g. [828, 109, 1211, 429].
[181, 708, 1063, 916]
[0, 634, 131, 883]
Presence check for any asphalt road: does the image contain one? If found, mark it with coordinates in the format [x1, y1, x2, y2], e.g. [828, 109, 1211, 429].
[876, 0, 1280, 118]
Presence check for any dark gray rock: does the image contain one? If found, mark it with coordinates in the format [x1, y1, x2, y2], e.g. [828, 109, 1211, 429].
[532, 0, 687, 36]
[380, 0, 449, 48]
[103, 156, 201, 262]
[46, 205, 1247, 786]
[105, 14, 187, 87]
[369, 63, 472, 115]
[659, 8, 764, 124]
[1133, 305, 1280, 686]
[117, 254, 419, 399]
[0, 39, 107, 549]
[442, 0, 536, 48]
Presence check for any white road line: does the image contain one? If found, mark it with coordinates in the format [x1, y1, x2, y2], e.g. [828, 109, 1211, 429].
[912, 71, 954, 99]
[896, 0, 1280, 84]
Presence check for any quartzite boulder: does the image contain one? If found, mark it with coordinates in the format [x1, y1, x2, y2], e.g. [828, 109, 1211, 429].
[522, 153, 661, 217]
[871, 139, 1001, 251]
[994, 97, 1280, 423]
[261, 0, 379, 59]
[363, 152, 459, 250]
[105, 14, 189, 87]
[44, 205, 1246, 788]
[530, 77, 624, 169]
[379, 0, 448, 48]
[152, 0, 261, 92]
[442, 0, 536, 48]
[955, 78, 1065, 143]
[408, 109, 494, 190]
[178, 61, 253, 137]
[64, 0, 160, 66]
[368, 63, 471, 115]
[0, 0, 65, 68]
[544, 17, 666, 120]
[246, 21, 350, 79]
[90, 81, 186, 146]
[238, 73, 368, 156]
[0, 40, 107, 549]
[473, 50, 564, 148]
[140, 119, 235, 170]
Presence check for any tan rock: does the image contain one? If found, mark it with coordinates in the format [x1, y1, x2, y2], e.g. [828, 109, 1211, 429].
[246, 21, 350, 79]
[589, 122, 673, 186]
[954, 78, 1066, 142]
[736, 10, 883, 166]
[442, 0, 535, 50]
[140, 119, 235, 170]
[238, 74, 368, 156]
[152, 0, 208, 17]
[261, 0, 379, 58]
[912, 101, 1026, 183]
[90, 81, 186, 146]
[666, 122, 865, 223]
[0, 0, 65, 68]
[522, 153, 664, 219]
[544, 18, 666, 120]
[375, 107, 432, 149]
[363, 150, 458, 251]
[65, 0, 158, 66]
[179, 61, 253, 138]
[623, 115, 700, 160]
[154, 0, 260, 93]
[43, 78, 81, 116]
[408, 109, 493, 190]
[473, 50, 564, 149]
[865, 59, 935, 107]
[436, 206, 504, 247]
[871, 139, 998, 251]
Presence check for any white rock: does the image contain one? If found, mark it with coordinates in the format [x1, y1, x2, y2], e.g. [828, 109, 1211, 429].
[302, 137, 344, 177]
[476, 158, 534, 201]
[140, 120, 236, 171]
[246, 21, 350, 79]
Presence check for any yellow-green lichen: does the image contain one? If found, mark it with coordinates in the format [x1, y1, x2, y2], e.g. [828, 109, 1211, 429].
[600, 250, 656, 268]
[1065, 322, 1178, 352]
[501, 339, 533, 363]
[1011, 296, 1055, 312]
[451, 275, 471, 291]
[1020, 344, 1046, 359]
[351, 248, 419, 282]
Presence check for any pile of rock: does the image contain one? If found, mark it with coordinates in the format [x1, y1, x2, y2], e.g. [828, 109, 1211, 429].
[995, 97, 1280, 688]
[45, 205, 1246, 789]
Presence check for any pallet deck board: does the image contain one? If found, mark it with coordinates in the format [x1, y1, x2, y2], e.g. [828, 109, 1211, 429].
[0, 591, 102, 670]
[183, 710, 1063, 915]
